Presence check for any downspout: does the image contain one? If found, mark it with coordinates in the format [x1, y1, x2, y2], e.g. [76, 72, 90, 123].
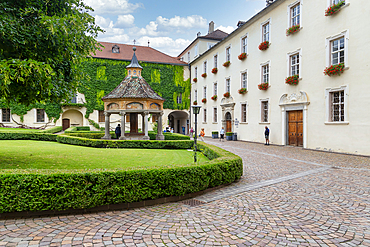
[188, 63, 192, 132]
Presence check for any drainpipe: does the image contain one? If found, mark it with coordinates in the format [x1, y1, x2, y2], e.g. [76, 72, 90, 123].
[188, 63, 192, 133]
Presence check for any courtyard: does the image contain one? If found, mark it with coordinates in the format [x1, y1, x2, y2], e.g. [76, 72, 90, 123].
[0, 138, 369, 246]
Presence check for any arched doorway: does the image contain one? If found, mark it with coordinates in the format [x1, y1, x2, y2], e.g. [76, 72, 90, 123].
[62, 110, 83, 130]
[225, 112, 232, 132]
[168, 110, 189, 134]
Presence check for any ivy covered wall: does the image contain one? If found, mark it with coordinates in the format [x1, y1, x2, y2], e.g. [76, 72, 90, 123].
[0, 57, 190, 122]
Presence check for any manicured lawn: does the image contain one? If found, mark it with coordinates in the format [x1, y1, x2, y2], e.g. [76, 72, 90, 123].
[0, 127, 40, 132]
[0, 140, 207, 170]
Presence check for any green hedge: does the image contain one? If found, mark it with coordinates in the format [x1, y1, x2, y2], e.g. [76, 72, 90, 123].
[0, 142, 242, 213]
[0, 132, 57, 141]
[40, 126, 63, 133]
[64, 131, 190, 140]
[65, 126, 90, 133]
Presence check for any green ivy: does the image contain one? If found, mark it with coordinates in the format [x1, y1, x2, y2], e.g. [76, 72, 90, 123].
[0, 57, 190, 122]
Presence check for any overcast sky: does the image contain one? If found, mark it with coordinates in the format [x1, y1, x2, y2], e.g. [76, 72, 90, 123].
[83, 0, 267, 57]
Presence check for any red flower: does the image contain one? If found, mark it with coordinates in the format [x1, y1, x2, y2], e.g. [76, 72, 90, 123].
[193, 78, 197, 82]
[193, 101, 197, 105]
[201, 73, 207, 78]
[285, 75, 299, 85]
[258, 82, 269, 90]
[223, 61, 231, 67]
[286, 24, 300, 36]
[259, 41, 270, 51]
[202, 98, 207, 103]
[223, 92, 230, 98]
[325, 1, 345, 16]
[238, 88, 247, 94]
[238, 53, 247, 60]
[324, 63, 345, 76]
[211, 95, 217, 100]
[211, 68, 218, 74]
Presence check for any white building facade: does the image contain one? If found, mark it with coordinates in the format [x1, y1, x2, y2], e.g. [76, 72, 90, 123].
[191, 0, 370, 155]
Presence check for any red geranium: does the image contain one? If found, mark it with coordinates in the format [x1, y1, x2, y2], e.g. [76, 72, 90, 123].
[325, 1, 345, 16]
[259, 41, 270, 51]
[223, 92, 230, 98]
[286, 25, 300, 36]
[223, 61, 231, 67]
[324, 63, 345, 76]
[201, 73, 207, 78]
[211, 95, 217, 100]
[211, 68, 218, 74]
[193, 100, 197, 105]
[285, 75, 299, 85]
[258, 82, 269, 90]
[193, 78, 197, 82]
[238, 88, 247, 94]
[202, 98, 207, 103]
[238, 53, 247, 60]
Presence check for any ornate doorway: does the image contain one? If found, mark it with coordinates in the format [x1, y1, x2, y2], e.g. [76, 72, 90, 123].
[288, 110, 303, 147]
[225, 112, 232, 132]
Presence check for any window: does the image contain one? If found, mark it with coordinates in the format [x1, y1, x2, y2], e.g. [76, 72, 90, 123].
[213, 107, 217, 122]
[241, 72, 247, 88]
[262, 22, 270, 42]
[262, 64, 269, 83]
[332, 0, 344, 4]
[194, 90, 198, 101]
[36, 109, 45, 123]
[326, 31, 348, 67]
[214, 82, 217, 95]
[188, 52, 190, 62]
[290, 53, 300, 76]
[226, 78, 230, 93]
[331, 37, 345, 65]
[1, 109, 10, 122]
[261, 101, 269, 123]
[226, 47, 230, 62]
[214, 55, 218, 68]
[204, 61, 207, 73]
[194, 44, 198, 57]
[112, 45, 120, 53]
[177, 93, 182, 104]
[203, 108, 207, 123]
[241, 104, 247, 123]
[241, 36, 247, 53]
[330, 91, 345, 122]
[98, 110, 105, 122]
[195, 67, 198, 78]
[290, 4, 300, 27]
[203, 86, 207, 99]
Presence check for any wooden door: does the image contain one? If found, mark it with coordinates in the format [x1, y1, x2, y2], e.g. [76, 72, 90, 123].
[62, 119, 70, 131]
[130, 113, 138, 133]
[225, 112, 232, 133]
[288, 110, 303, 147]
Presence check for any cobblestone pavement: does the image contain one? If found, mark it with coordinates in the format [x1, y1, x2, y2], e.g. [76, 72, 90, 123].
[1, 139, 370, 246]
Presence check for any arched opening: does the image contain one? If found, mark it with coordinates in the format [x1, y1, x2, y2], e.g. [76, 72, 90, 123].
[225, 112, 232, 133]
[62, 110, 83, 130]
[168, 110, 189, 134]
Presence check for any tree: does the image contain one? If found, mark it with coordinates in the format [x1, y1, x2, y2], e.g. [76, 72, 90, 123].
[0, 0, 103, 105]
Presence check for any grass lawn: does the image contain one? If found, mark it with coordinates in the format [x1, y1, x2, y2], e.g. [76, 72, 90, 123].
[0, 127, 40, 132]
[0, 140, 207, 170]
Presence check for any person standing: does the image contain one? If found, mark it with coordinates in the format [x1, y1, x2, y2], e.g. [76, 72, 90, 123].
[200, 128, 205, 141]
[190, 127, 194, 138]
[115, 124, 121, 139]
[264, 126, 270, 145]
[182, 125, 185, 135]
[220, 127, 225, 142]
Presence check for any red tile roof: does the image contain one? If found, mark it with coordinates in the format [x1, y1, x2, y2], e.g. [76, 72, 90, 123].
[92, 42, 187, 66]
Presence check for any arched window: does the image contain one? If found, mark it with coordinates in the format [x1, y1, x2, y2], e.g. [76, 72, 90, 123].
[112, 45, 120, 53]
[134, 70, 137, 75]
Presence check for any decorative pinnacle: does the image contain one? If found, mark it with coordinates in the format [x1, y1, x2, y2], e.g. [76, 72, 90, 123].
[133, 47, 136, 51]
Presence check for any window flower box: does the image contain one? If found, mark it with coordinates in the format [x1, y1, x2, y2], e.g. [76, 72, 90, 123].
[285, 75, 299, 85]
[193, 100, 197, 105]
[325, 1, 345, 16]
[238, 88, 247, 94]
[258, 41, 270, 51]
[258, 82, 269, 90]
[211, 95, 217, 101]
[286, 24, 300, 36]
[193, 78, 197, 82]
[211, 68, 218, 74]
[223, 92, 230, 98]
[324, 63, 345, 76]
[202, 98, 207, 103]
[201, 73, 207, 78]
[238, 52, 247, 60]
[223, 61, 231, 67]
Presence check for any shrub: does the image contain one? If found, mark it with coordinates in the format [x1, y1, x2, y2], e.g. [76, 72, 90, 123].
[0, 142, 242, 214]
[212, 131, 218, 135]
[40, 126, 63, 133]
[226, 132, 233, 136]
[0, 132, 57, 142]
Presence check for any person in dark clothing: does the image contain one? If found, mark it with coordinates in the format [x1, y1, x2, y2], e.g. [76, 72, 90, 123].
[115, 124, 121, 139]
[264, 126, 269, 145]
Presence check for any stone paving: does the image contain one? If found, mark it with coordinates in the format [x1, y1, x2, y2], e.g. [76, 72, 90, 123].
[1, 138, 370, 246]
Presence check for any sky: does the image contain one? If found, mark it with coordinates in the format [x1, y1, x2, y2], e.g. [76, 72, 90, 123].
[83, 0, 267, 57]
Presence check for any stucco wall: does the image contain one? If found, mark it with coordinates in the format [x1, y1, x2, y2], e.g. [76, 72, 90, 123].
[191, 0, 370, 155]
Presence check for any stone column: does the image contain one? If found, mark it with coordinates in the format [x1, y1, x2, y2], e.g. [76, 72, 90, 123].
[143, 111, 150, 140]
[119, 111, 126, 140]
[102, 112, 111, 139]
[156, 112, 165, 140]
[141, 113, 145, 133]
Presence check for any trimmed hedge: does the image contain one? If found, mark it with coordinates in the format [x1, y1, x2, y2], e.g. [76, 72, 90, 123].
[40, 126, 63, 133]
[64, 131, 190, 140]
[65, 126, 90, 133]
[0, 142, 242, 213]
[0, 132, 57, 142]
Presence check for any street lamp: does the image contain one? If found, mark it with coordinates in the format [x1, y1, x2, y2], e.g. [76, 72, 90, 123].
[192, 105, 201, 162]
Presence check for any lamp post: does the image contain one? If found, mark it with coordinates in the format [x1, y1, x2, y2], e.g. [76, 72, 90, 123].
[192, 105, 201, 162]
